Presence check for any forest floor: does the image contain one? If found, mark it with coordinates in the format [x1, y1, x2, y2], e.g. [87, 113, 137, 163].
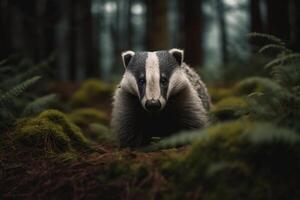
[1, 70, 300, 200]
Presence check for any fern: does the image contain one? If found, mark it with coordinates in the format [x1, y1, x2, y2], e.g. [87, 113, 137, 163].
[0, 76, 41, 107]
[259, 44, 292, 55]
[264, 53, 300, 69]
[147, 130, 207, 150]
[153, 33, 300, 150]
[247, 32, 285, 46]
[22, 94, 58, 116]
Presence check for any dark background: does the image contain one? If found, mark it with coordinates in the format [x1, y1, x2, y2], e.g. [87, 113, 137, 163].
[0, 0, 299, 81]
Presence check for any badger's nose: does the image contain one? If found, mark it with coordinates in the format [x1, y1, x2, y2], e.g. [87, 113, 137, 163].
[145, 99, 161, 112]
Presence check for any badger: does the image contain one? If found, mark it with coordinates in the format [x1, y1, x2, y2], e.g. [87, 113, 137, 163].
[111, 49, 211, 148]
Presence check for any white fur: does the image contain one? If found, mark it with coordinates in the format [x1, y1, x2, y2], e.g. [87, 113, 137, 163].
[167, 68, 188, 98]
[141, 52, 167, 109]
[120, 71, 139, 97]
[145, 52, 160, 100]
[121, 51, 135, 68]
[169, 48, 184, 64]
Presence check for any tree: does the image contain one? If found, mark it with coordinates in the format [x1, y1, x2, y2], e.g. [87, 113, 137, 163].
[182, 0, 203, 66]
[146, 0, 170, 50]
[265, 0, 290, 41]
[215, 0, 228, 64]
[250, 0, 264, 33]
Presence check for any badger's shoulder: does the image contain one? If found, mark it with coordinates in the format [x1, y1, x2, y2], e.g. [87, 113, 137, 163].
[181, 63, 211, 111]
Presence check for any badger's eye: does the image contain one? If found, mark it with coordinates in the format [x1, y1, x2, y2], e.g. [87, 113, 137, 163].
[160, 77, 168, 86]
[138, 77, 146, 86]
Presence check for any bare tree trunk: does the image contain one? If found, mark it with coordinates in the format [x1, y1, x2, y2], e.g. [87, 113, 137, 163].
[216, 0, 228, 64]
[290, 0, 300, 51]
[55, 0, 71, 80]
[250, 0, 264, 33]
[146, 0, 170, 50]
[265, 0, 290, 41]
[295, 0, 300, 51]
[77, 0, 94, 79]
[182, 0, 203, 67]
[0, 0, 12, 59]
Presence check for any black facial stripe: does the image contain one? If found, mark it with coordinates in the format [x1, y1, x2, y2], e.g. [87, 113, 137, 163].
[126, 52, 148, 99]
[156, 51, 178, 98]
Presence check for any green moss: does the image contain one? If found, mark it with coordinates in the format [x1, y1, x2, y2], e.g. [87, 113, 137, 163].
[212, 97, 248, 121]
[13, 109, 91, 156]
[163, 120, 300, 199]
[208, 87, 234, 102]
[39, 110, 91, 148]
[89, 123, 112, 141]
[68, 108, 109, 127]
[14, 117, 73, 154]
[233, 77, 283, 96]
[213, 97, 248, 109]
[70, 79, 115, 108]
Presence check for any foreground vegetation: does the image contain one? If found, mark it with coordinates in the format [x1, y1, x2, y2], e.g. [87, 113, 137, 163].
[1, 34, 300, 199]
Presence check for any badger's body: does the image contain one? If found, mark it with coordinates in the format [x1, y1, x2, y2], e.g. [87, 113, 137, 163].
[111, 49, 211, 147]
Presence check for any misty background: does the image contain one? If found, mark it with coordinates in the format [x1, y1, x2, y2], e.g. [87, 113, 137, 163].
[0, 0, 299, 81]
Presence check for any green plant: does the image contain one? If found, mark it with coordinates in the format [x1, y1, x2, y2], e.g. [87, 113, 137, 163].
[0, 56, 57, 131]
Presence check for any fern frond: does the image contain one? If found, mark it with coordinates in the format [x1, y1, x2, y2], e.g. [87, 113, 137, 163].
[259, 44, 292, 55]
[22, 94, 57, 116]
[0, 58, 9, 66]
[0, 76, 41, 107]
[0, 66, 15, 74]
[148, 130, 207, 150]
[247, 32, 285, 46]
[264, 53, 300, 69]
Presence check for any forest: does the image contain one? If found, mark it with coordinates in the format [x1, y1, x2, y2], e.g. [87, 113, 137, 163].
[0, 0, 300, 199]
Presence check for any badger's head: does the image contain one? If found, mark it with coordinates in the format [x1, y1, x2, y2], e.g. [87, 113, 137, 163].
[120, 49, 188, 112]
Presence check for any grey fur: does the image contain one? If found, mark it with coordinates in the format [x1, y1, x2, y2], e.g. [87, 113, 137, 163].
[181, 63, 211, 111]
[111, 50, 211, 148]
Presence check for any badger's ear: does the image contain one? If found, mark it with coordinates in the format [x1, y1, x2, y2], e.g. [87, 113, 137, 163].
[169, 48, 184, 65]
[121, 50, 135, 68]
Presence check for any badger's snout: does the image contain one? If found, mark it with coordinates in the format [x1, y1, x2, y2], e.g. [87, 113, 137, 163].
[145, 99, 161, 112]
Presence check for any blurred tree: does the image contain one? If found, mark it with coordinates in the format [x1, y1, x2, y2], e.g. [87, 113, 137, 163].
[0, 0, 13, 59]
[113, 0, 132, 75]
[290, 0, 300, 51]
[146, 0, 170, 50]
[215, 0, 228, 64]
[74, 0, 95, 80]
[181, 0, 203, 67]
[250, 0, 264, 33]
[265, 0, 290, 41]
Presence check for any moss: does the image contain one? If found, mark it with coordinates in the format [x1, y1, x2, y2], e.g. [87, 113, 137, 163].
[70, 79, 115, 108]
[14, 117, 73, 154]
[68, 108, 109, 127]
[212, 97, 248, 121]
[233, 77, 283, 96]
[89, 123, 112, 141]
[208, 87, 234, 102]
[13, 109, 91, 156]
[213, 97, 248, 109]
[163, 120, 300, 199]
[39, 109, 91, 148]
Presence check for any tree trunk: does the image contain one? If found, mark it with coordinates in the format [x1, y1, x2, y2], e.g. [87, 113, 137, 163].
[250, 0, 264, 33]
[69, 1, 77, 81]
[290, 0, 300, 51]
[76, 0, 94, 79]
[146, 0, 170, 50]
[216, 0, 228, 64]
[0, 0, 12, 59]
[182, 0, 203, 67]
[265, 0, 290, 41]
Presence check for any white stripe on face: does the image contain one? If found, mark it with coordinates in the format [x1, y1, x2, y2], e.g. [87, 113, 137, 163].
[120, 71, 140, 98]
[145, 52, 161, 100]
